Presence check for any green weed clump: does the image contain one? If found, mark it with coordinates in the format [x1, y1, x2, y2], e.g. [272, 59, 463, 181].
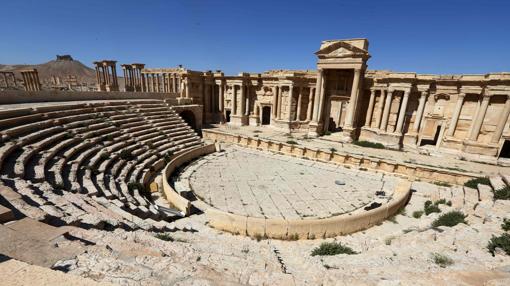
[352, 140, 385, 149]
[431, 253, 454, 267]
[432, 211, 467, 228]
[493, 186, 510, 200]
[487, 233, 510, 256]
[464, 177, 490, 189]
[311, 242, 358, 256]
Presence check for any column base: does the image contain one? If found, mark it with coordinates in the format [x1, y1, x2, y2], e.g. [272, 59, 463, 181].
[229, 115, 249, 126]
[402, 133, 419, 151]
[307, 121, 323, 137]
[249, 115, 260, 126]
[339, 126, 356, 143]
[358, 127, 401, 149]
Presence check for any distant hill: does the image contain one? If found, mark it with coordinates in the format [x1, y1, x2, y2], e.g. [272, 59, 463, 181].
[0, 55, 97, 84]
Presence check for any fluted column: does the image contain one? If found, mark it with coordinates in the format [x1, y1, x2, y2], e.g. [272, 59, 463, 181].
[469, 95, 491, 141]
[296, 87, 303, 121]
[277, 86, 283, 120]
[344, 68, 362, 128]
[232, 85, 237, 115]
[395, 90, 410, 134]
[491, 95, 510, 143]
[287, 85, 294, 121]
[375, 89, 386, 129]
[312, 69, 323, 122]
[272, 86, 278, 117]
[185, 78, 191, 98]
[413, 91, 428, 132]
[240, 83, 246, 116]
[447, 93, 466, 137]
[219, 82, 225, 121]
[364, 87, 376, 127]
[306, 87, 314, 121]
[245, 85, 250, 115]
[380, 89, 394, 131]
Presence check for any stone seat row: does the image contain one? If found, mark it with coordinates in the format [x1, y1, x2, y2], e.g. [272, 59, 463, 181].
[0, 100, 202, 231]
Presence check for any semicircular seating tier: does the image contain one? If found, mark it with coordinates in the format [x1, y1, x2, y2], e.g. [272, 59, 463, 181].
[0, 100, 203, 231]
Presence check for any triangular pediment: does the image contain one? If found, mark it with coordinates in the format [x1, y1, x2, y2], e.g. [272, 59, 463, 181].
[315, 41, 370, 59]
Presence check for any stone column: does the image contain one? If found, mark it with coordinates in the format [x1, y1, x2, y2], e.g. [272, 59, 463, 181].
[277, 86, 283, 120]
[364, 87, 376, 127]
[446, 93, 466, 137]
[380, 89, 394, 131]
[312, 69, 323, 122]
[232, 85, 237, 115]
[219, 82, 225, 121]
[337, 101, 344, 126]
[185, 78, 191, 98]
[306, 87, 314, 121]
[395, 90, 410, 134]
[272, 86, 278, 117]
[413, 91, 428, 132]
[375, 89, 386, 129]
[287, 85, 294, 121]
[491, 95, 510, 143]
[95, 67, 100, 85]
[172, 74, 177, 92]
[239, 83, 246, 116]
[317, 75, 326, 122]
[245, 85, 250, 116]
[469, 95, 491, 141]
[296, 87, 303, 121]
[344, 68, 361, 128]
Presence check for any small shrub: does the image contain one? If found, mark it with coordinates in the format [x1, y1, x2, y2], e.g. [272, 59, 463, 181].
[54, 183, 65, 190]
[434, 181, 452, 187]
[253, 130, 262, 133]
[502, 218, 510, 231]
[324, 131, 332, 135]
[487, 233, 510, 256]
[311, 242, 358, 256]
[353, 140, 385, 149]
[253, 233, 264, 242]
[127, 181, 149, 198]
[412, 210, 424, 219]
[424, 200, 441, 215]
[119, 149, 135, 161]
[431, 253, 454, 267]
[99, 152, 109, 161]
[287, 233, 299, 241]
[88, 166, 100, 175]
[155, 233, 173, 241]
[464, 177, 491, 189]
[286, 140, 298, 145]
[493, 186, 510, 200]
[385, 236, 395, 245]
[330, 147, 337, 152]
[432, 211, 467, 228]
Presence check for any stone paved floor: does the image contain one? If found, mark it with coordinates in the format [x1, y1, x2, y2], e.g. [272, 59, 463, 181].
[206, 124, 510, 176]
[182, 146, 398, 220]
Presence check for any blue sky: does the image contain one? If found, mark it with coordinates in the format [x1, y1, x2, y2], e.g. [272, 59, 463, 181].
[0, 0, 508, 75]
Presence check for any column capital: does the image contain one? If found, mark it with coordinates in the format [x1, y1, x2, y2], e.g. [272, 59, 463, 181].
[457, 92, 466, 99]
[420, 90, 429, 97]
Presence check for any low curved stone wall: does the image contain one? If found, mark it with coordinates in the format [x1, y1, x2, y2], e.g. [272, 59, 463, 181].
[202, 129, 479, 185]
[204, 180, 412, 240]
[161, 144, 217, 215]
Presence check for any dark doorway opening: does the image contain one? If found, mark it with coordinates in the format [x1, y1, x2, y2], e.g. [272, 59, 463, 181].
[179, 110, 199, 135]
[225, 110, 231, 122]
[261, 106, 271, 125]
[499, 140, 510, 158]
[420, 125, 441, 146]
